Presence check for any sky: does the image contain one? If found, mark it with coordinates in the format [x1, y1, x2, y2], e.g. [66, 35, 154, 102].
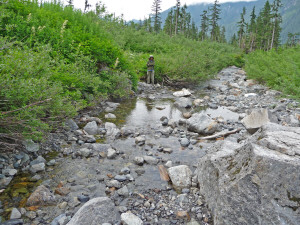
[69, 0, 256, 21]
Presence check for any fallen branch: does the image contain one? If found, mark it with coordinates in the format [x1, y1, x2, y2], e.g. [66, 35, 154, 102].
[1, 98, 52, 116]
[198, 128, 242, 140]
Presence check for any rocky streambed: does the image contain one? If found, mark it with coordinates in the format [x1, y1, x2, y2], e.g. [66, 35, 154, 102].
[0, 67, 299, 225]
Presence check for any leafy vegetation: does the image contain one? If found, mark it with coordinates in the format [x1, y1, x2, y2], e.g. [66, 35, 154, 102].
[245, 46, 300, 98]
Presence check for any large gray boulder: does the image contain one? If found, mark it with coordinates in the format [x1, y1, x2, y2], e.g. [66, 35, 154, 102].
[196, 123, 300, 225]
[187, 112, 219, 135]
[67, 197, 119, 225]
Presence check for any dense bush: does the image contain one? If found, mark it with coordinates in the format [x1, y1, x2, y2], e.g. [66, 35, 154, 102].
[245, 46, 300, 98]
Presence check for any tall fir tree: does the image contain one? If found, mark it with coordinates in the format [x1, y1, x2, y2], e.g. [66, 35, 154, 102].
[164, 9, 174, 36]
[152, 0, 162, 33]
[209, 0, 221, 41]
[237, 7, 247, 48]
[248, 6, 257, 51]
[67, 0, 73, 7]
[257, 0, 272, 50]
[174, 0, 181, 35]
[270, 0, 282, 49]
[199, 10, 209, 41]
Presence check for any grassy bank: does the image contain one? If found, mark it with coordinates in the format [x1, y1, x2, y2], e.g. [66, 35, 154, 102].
[245, 46, 300, 99]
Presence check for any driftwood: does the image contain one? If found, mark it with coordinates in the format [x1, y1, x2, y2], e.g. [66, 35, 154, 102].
[198, 128, 242, 140]
[1, 98, 52, 116]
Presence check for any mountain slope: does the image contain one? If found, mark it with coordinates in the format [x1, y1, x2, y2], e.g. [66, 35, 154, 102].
[160, 0, 300, 42]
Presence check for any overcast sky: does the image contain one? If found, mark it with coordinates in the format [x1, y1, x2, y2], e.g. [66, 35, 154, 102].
[68, 0, 256, 21]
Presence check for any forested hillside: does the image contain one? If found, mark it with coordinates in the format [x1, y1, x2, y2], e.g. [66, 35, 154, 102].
[0, 0, 240, 146]
[160, 0, 300, 42]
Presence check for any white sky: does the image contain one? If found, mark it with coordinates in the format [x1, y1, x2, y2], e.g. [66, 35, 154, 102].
[68, 0, 256, 21]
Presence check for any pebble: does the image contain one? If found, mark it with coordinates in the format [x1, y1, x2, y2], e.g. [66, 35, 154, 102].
[107, 148, 117, 159]
[10, 208, 21, 220]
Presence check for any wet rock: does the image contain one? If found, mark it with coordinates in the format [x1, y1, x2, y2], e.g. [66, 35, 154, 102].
[121, 212, 143, 225]
[161, 117, 169, 126]
[160, 127, 173, 136]
[117, 185, 129, 197]
[106, 102, 120, 109]
[47, 159, 56, 166]
[120, 167, 130, 175]
[120, 127, 134, 137]
[2, 169, 17, 176]
[26, 185, 56, 206]
[173, 88, 192, 97]
[83, 121, 99, 135]
[174, 97, 192, 108]
[0, 177, 12, 189]
[168, 165, 192, 189]
[135, 136, 146, 146]
[30, 174, 41, 182]
[30, 156, 46, 166]
[105, 113, 116, 119]
[144, 156, 158, 165]
[105, 122, 120, 138]
[107, 148, 117, 159]
[242, 108, 276, 134]
[180, 138, 190, 147]
[106, 180, 121, 189]
[183, 112, 192, 119]
[114, 175, 127, 182]
[55, 187, 70, 196]
[134, 157, 144, 166]
[78, 148, 92, 158]
[165, 161, 173, 168]
[65, 119, 79, 131]
[193, 99, 204, 106]
[162, 148, 173, 154]
[10, 208, 21, 220]
[197, 124, 300, 225]
[51, 213, 69, 225]
[91, 143, 111, 152]
[23, 140, 39, 153]
[67, 197, 119, 225]
[77, 195, 90, 203]
[187, 112, 219, 135]
[0, 219, 24, 225]
[168, 119, 177, 129]
[29, 163, 45, 173]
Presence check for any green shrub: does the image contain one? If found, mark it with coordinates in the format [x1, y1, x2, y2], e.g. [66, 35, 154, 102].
[245, 46, 300, 98]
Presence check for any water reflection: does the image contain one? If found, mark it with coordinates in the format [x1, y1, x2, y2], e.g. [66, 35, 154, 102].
[125, 98, 183, 128]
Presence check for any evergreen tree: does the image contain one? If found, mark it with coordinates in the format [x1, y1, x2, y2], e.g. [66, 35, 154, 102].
[152, 0, 162, 33]
[231, 33, 238, 46]
[257, 0, 272, 50]
[270, 0, 282, 49]
[174, 0, 181, 35]
[287, 32, 300, 47]
[164, 9, 174, 36]
[220, 26, 226, 43]
[199, 10, 209, 41]
[237, 7, 247, 48]
[209, 0, 221, 41]
[190, 21, 198, 40]
[248, 6, 257, 51]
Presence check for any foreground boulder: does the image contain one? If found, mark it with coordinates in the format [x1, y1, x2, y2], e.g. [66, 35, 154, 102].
[196, 123, 300, 225]
[187, 112, 219, 135]
[67, 197, 119, 225]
